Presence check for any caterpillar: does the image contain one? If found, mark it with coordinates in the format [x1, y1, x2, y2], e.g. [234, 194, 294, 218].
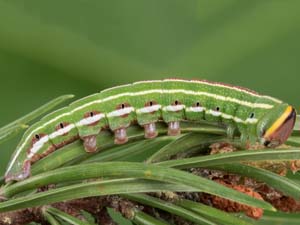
[5, 79, 296, 182]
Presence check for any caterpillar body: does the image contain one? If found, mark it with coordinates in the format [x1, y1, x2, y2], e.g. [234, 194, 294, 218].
[5, 79, 296, 182]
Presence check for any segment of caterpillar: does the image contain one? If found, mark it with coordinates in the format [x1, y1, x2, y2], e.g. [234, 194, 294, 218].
[5, 79, 296, 182]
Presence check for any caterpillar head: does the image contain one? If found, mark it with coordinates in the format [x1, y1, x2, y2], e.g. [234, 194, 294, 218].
[257, 104, 296, 148]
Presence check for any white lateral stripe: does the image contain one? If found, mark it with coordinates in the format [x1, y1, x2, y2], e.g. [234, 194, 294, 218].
[245, 118, 258, 123]
[203, 110, 258, 124]
[8, 87, 275, 172]
[220, 113, 232, 119]
[49, 124, 75, 139]
[27, 135, 49, 158]
[76, 113, 105, 126]
[27, 152, 34, 159]
[107, 107, 135, 118]
[208, 110, 222, 117]
[163, 104, 185, 112]
[163, 79, 282, 103]
[186, 106, 205, 112]
[136, 105, 161, 113]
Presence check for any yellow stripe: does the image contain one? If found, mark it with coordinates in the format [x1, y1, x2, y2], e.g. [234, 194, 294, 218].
[264, 106, 293, 138]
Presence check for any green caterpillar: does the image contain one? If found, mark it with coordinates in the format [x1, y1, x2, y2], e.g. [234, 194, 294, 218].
[5, 79, 296, 182]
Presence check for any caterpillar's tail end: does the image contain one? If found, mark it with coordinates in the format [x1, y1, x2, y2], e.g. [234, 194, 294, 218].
[263, 106, 296, 148]
[5, 160, 31, 183]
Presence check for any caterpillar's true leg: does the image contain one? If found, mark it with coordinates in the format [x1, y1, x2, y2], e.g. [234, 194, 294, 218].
[240, 133, 250, 149]
[144, 123, 158, 139]
[168, 121, 181, 136]
[114, 128, 128, 144]
[248, 134, 258, 147]
[82, 135, 97, 153]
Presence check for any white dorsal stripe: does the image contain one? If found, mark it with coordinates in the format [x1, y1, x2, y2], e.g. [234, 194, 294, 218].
[163, 104, 185, 112]
[67, 89, 274, 116]
[133, 80, 162, 85]
[76, 113, 105, 126]
[7, 86, 276, 173]
[137, 105, 162, 114]
[101, 83, 132, 93]
[163, 79, 282, 104]
[107, 107, 135, 118]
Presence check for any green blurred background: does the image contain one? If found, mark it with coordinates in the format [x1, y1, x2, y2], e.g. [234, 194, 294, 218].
[0, 0, 299, 174]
